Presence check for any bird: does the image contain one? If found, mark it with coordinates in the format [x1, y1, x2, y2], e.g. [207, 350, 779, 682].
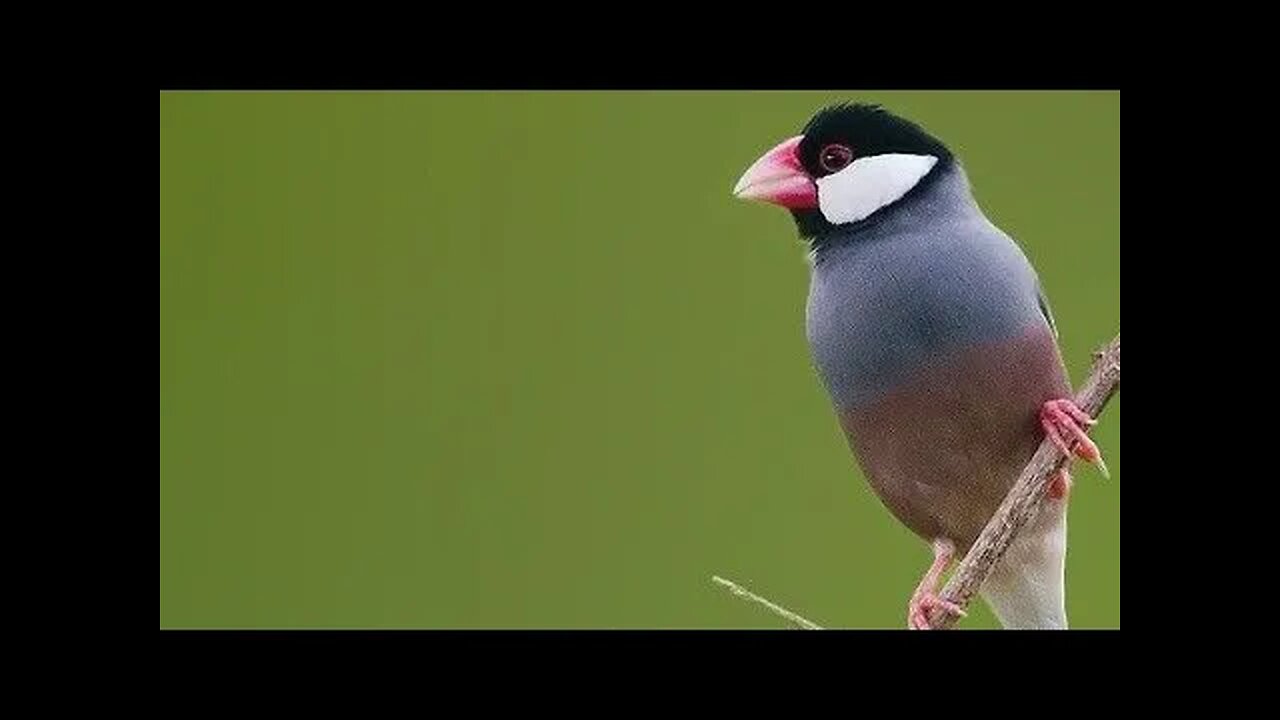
[731, 103, 1106, 630]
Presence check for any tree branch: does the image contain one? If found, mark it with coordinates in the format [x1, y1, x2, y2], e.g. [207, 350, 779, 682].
[711, 575, 823, 629]
[925, 333, 1120, 629]
[713, 333, 1119, 630]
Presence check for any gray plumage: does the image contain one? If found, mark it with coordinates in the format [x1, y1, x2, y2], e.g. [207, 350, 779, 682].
[806, 162, 1073, 629]
[806, 161, 1053, 408]
[733, 104, 1091, 629]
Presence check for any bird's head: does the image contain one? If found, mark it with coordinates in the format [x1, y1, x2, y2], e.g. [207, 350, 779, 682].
[732, 103, 953, 239]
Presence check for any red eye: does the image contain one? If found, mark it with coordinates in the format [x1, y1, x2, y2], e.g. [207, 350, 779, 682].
[820, 144, 853, 173]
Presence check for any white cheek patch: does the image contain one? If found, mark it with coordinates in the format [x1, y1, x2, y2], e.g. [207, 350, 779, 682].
[816, 153, 939, 225]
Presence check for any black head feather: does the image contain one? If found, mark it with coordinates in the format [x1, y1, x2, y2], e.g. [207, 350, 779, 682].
[790, 103, 954, 242]
[796, 103, 951, 178]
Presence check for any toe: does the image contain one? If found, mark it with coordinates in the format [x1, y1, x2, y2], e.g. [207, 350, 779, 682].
[1059, 400, 1096, 426]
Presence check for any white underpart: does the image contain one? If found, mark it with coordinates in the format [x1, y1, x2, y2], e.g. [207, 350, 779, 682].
[815, 153, 938, 225]
[979, 507, 1069, 629]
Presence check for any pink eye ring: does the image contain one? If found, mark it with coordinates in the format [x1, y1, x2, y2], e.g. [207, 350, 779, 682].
[819, 144, 854, 173]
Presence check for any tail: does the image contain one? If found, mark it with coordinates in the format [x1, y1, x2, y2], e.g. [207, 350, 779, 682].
[978, 504, 1069, 629]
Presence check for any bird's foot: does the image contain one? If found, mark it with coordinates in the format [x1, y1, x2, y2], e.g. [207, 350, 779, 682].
[1047, 467, 1073, 500]
[907, 538, 967, 630]
[908, 591, 967, 630]
[1040, 399, 1109, 479]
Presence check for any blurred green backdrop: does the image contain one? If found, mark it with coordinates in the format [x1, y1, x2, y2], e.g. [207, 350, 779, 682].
[160, 91, 1119, 629]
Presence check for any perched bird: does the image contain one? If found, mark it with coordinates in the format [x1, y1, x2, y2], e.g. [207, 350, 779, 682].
[732, 103, 1106, 629]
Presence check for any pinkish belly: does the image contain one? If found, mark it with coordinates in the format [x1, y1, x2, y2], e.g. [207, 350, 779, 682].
[837, 326, 1071, 549]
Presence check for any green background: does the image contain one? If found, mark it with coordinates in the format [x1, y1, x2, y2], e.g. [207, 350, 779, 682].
[160, 91, 1119, 629]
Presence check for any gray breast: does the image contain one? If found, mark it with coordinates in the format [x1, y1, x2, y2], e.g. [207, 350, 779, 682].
[805, 214, 1046, 411]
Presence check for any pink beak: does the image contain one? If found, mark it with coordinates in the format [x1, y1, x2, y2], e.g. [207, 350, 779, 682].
[732, 135, 818, 210]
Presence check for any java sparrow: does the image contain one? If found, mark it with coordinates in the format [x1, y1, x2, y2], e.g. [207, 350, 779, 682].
[732, 103, 1107, 629]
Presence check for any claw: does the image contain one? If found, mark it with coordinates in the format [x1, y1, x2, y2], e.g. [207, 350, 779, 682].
[1041, 399, 1109, 479]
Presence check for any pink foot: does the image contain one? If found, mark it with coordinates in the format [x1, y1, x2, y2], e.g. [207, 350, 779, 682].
[1040, 399, 1109, 478]
[908, 591, 967, 630]
[1048, 467, 1073, 500]
[907, 538, 969, 630]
